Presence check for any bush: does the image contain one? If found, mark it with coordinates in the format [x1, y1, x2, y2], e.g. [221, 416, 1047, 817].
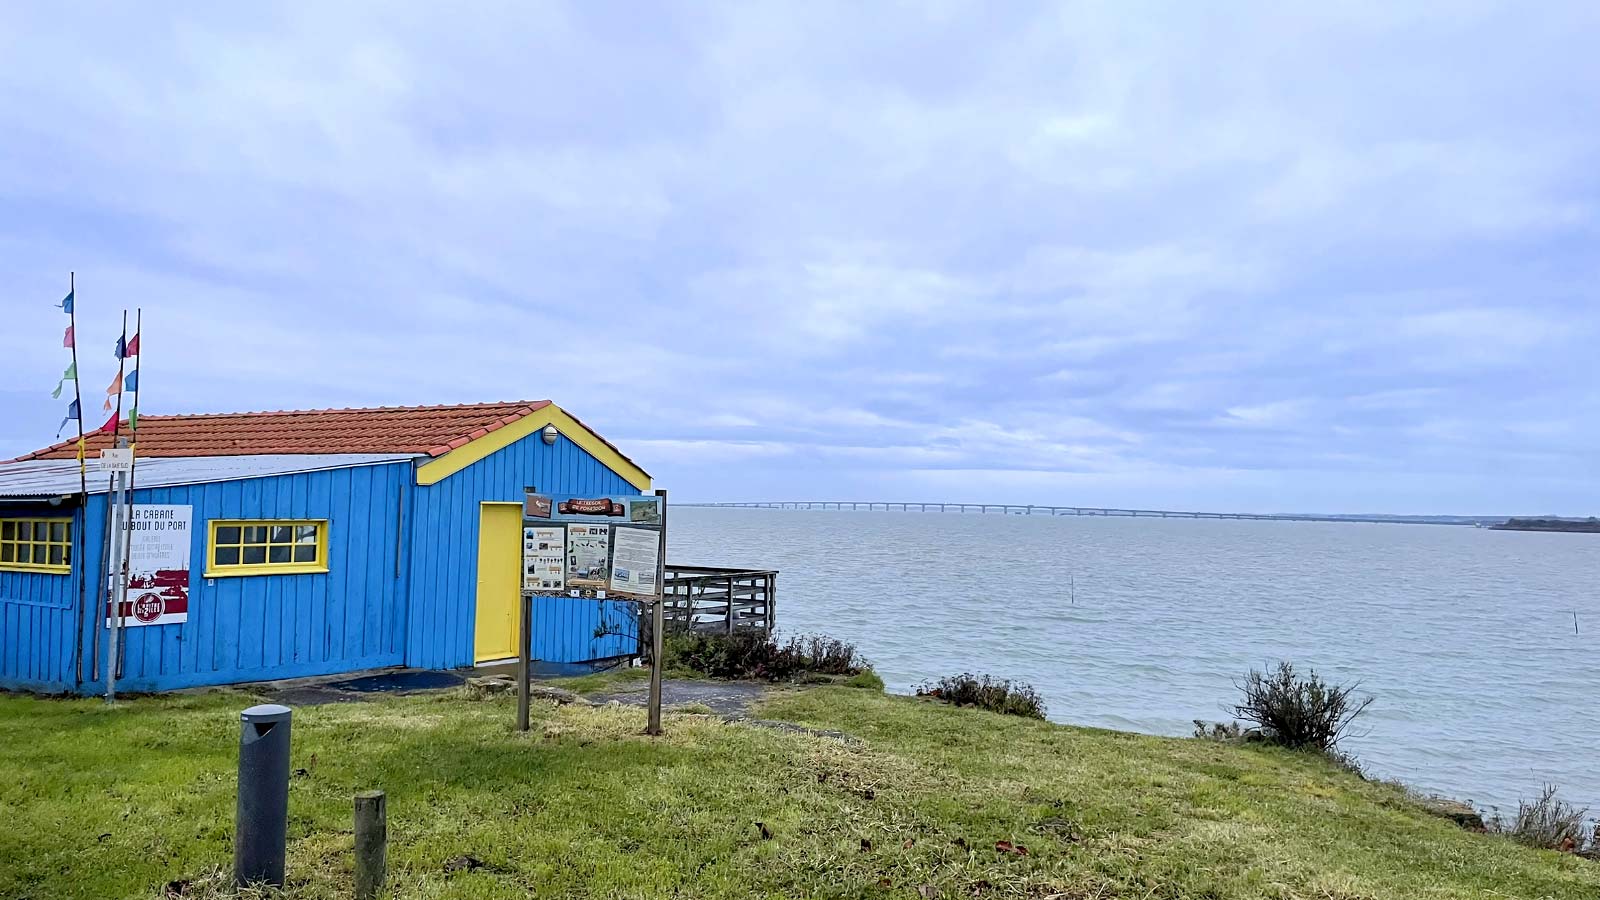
[916, 673, 1047, 720]
[1489, 785, 1595, 854]
[790, 634, 865, 675]
[662, 632, 867, 682]
[1193, 719, 1249, 742]
[1231, 661, 1373, 752]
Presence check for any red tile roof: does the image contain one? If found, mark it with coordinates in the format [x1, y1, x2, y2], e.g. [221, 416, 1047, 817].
[15, 401, 557, 461]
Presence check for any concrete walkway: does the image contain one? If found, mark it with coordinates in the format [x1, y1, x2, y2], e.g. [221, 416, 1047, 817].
[239, 666, 770, 717]
[234, 666, 857, 742]
[587, 678, 769, 717]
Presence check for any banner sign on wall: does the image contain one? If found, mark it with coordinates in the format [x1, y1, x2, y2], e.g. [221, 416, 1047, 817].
[107, 504, 193, 627]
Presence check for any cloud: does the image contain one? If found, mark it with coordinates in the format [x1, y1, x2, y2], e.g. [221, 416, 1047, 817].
[2, 3, 1598, 512]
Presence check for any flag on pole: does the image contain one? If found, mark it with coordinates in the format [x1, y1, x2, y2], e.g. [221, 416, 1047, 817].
[57, 399, 80, 436]
[96, 411, 118, 433]
[125, 370, 138, 392]
[128, 407, 138, 430]
[125, 333, 140, 357]
[76, 437, 86, 466]
[59, 290, 74, 314]
[63, 325, 74, 348]
[106, 371, 123, 395]
[51, 361, 76, 399]
[113, 334, 127, 359]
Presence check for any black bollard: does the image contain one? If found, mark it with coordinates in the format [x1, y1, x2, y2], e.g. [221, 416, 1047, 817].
[234, 704, 293, 888]
[354, 790, 387, 900]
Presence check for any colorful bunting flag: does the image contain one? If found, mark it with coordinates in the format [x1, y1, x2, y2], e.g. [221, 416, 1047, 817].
[96, 411, 119, 434]
[126, 333, 140, 357]
[106, 371, 123, 395]
[113, 334, 127, 359]
[59, 290, 74, 314]
[57, 399, 80, 436]
[63, 325, 74, 348]
[50, 362, 77, 399]
[128, 407, 138, 431]
[125, 370, 138, 393]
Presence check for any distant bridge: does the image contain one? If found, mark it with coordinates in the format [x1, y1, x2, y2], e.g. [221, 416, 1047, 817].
[679, 501, 1502, 527]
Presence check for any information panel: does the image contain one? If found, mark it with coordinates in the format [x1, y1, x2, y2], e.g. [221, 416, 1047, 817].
[609, 526, 661, 595]
[521, 493, 664, 600]
[522, 525, 565, 592]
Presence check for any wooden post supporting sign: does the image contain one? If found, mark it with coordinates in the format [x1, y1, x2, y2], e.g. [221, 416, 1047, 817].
[646, 488, 667, 736]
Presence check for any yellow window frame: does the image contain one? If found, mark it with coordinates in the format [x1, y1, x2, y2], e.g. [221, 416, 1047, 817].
[0, 517, 73, 575]
[205, 519, 329, 577]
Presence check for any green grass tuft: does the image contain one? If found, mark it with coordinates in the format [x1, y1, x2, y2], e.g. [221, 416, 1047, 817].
[843, 668, 885, 691]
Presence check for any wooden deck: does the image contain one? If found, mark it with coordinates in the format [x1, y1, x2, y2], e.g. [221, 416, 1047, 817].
[661, 565, 776, 635]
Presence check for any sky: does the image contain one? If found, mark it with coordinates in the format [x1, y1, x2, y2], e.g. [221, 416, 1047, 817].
[2, 3, 1597, 514]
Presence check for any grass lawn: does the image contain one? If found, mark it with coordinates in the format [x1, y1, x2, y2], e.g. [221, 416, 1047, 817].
[1, 681, 1595, 899]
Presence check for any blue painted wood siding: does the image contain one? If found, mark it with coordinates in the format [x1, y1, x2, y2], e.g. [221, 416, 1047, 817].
[529, 596, 639, 664]
[406, 431, 642, 669]
[112, 461, 413, 692]
[0, 461, 412, 693]
[0, 501, 86, 692]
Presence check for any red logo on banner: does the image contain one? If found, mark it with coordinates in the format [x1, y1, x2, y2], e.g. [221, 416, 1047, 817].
[132, 592, 164, 623]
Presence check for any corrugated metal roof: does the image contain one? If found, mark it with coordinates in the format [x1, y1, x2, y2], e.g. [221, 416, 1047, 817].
[0, 453, 420, 499]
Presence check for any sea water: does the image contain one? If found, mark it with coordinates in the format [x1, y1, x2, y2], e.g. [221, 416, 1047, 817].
[670, 506, 1600, 818]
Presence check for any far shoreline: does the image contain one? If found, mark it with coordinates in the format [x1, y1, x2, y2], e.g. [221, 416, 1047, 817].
[1489, 518, 1600, 534]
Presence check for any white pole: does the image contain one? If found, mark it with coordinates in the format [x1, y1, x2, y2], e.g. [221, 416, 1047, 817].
[104, 456, 128, 702]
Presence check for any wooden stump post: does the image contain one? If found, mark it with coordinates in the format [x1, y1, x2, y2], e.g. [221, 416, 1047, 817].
[516, 594, 531, 733]
[354, 790, 386, 900]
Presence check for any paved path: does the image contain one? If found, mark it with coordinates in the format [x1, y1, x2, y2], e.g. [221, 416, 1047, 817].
[588, 678, 769, 717]
[243, 668, 857, 741]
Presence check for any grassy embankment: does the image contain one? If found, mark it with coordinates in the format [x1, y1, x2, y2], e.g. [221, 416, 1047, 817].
[1, 678, 1595, 899]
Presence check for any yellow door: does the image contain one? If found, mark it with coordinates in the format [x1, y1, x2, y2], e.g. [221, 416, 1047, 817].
[474, 503, 521, 663]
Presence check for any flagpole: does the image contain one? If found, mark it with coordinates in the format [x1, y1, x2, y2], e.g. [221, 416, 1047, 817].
[114, 309, 142, 680]
[68, 273, 89, 685]
[110, 310, 128, 444]
[100, 311, 130, 691]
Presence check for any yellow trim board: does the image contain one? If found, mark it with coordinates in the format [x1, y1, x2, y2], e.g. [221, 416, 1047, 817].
[203, 518, 331, 578]
[0, 517, 73, 575]
[415, 404, 652, 491]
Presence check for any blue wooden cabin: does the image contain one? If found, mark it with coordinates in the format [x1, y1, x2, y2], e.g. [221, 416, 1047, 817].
[0, 401, 651, 694]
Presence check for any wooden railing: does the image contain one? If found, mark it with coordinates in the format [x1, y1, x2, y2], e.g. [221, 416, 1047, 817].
[661, 565, 776, 635]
